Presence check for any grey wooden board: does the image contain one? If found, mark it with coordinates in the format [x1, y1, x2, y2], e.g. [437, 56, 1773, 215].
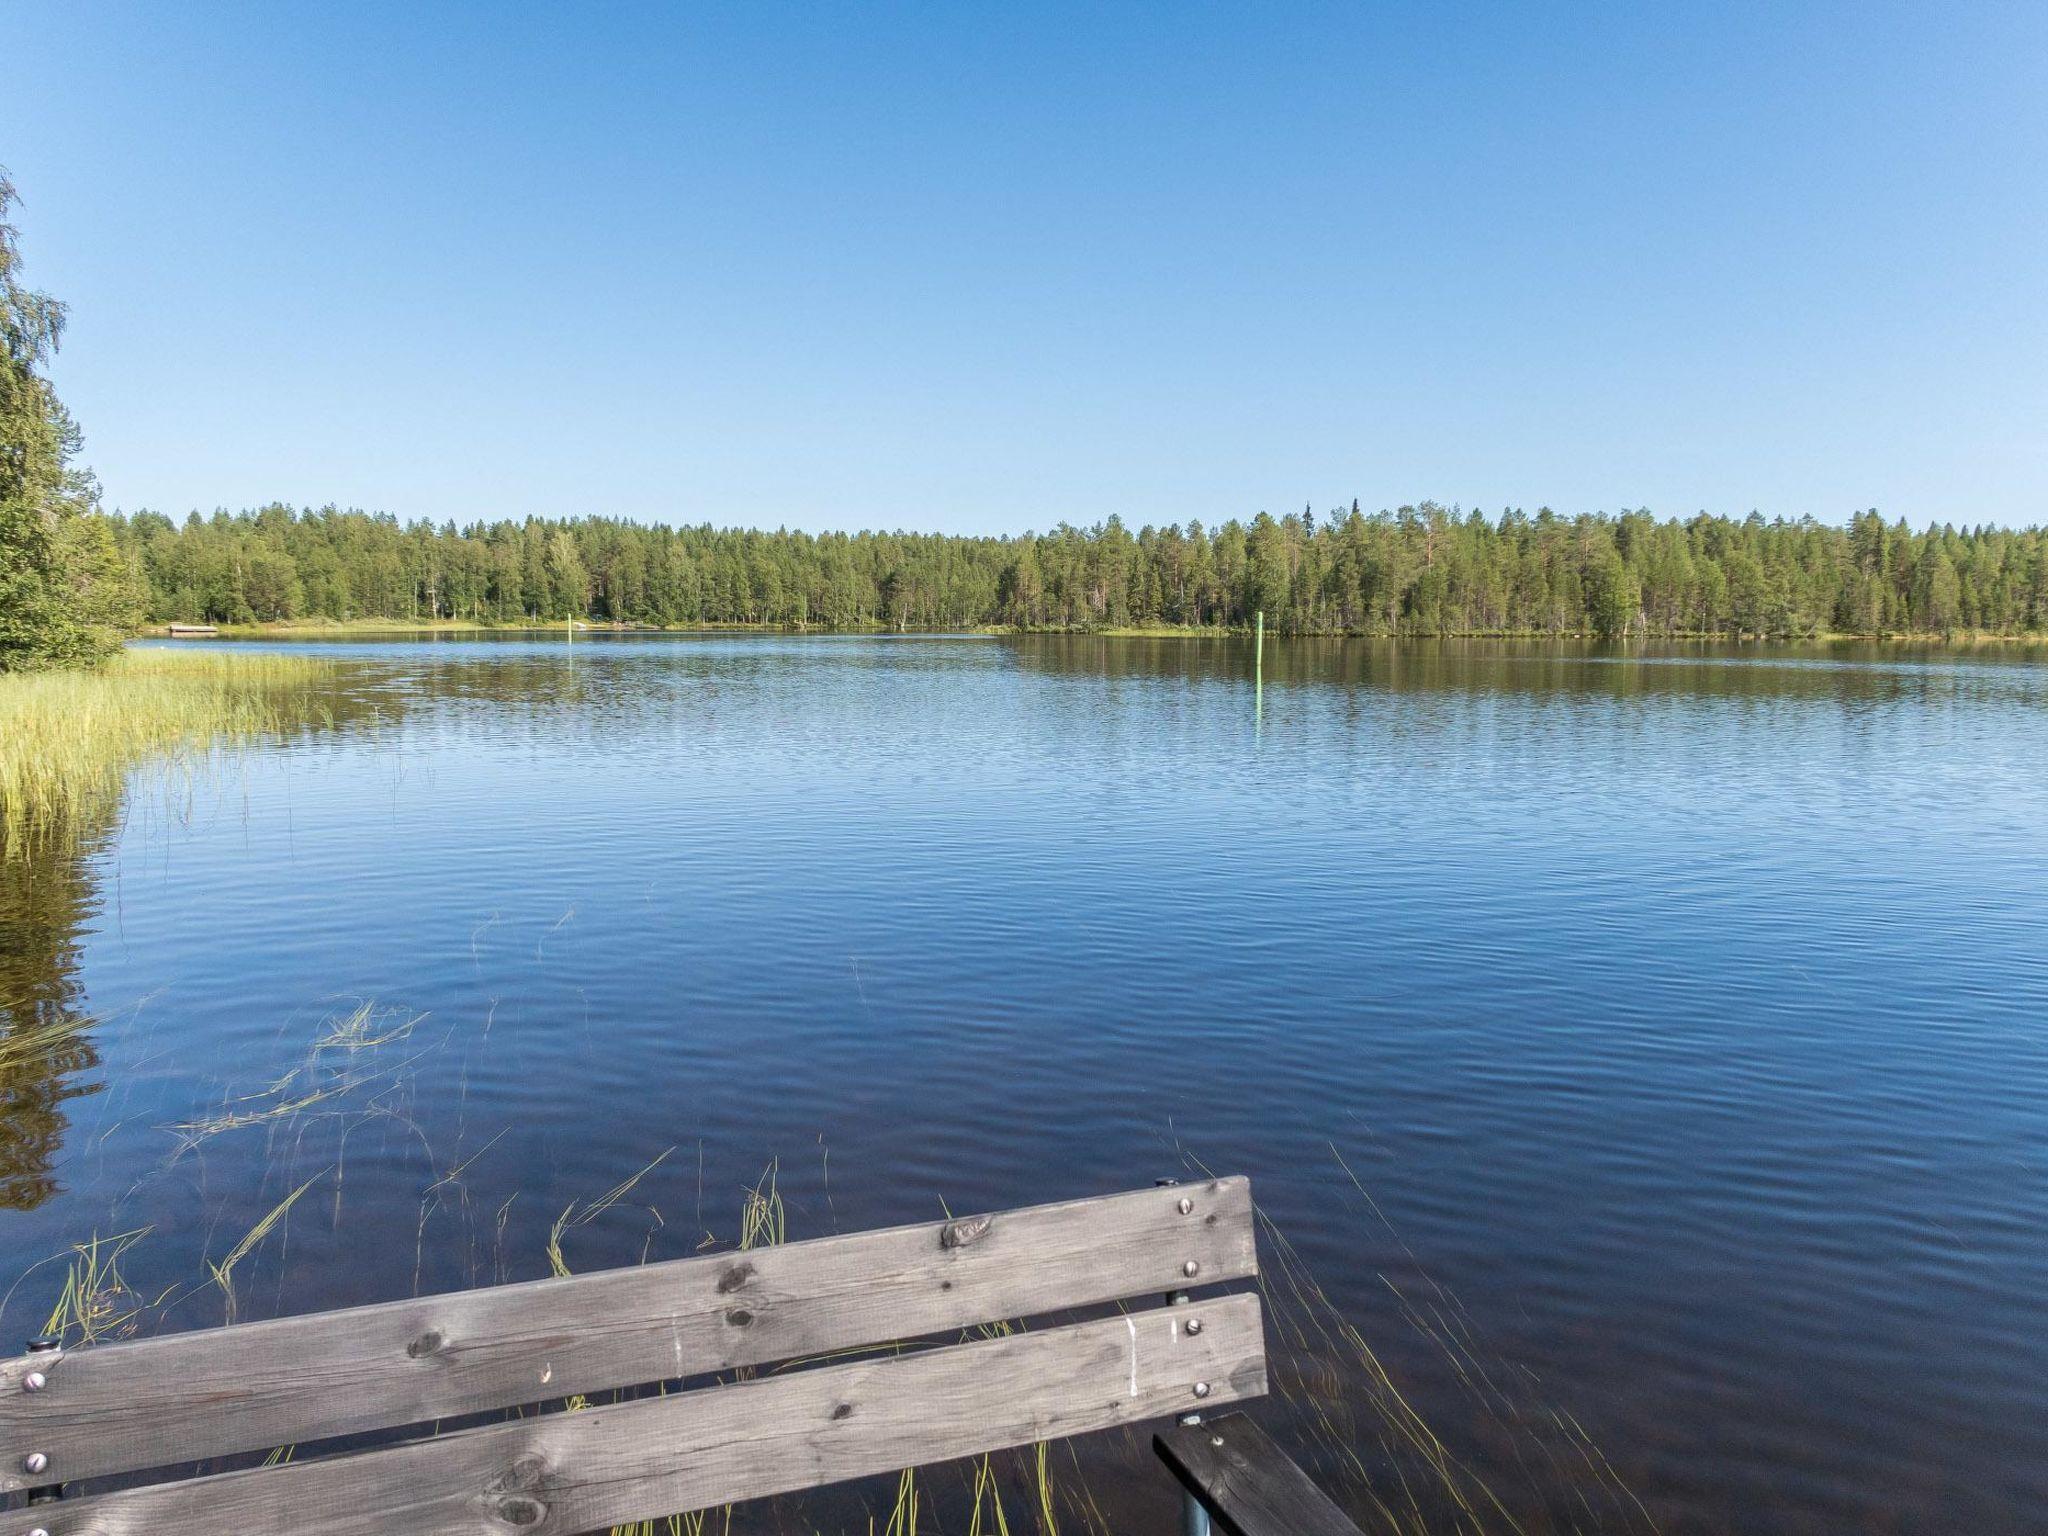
[0, 1177, 1253, 1492]
[1, 1294, 1267, 1536]
[1155, 1410, 1364, 1536]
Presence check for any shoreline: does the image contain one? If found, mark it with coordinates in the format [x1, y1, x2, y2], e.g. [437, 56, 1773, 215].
[140, 618, 2048, 647]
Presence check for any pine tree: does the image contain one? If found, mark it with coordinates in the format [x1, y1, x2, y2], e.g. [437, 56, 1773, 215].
[0, 169, 136, 669]
[1914, 541, 1961, 635]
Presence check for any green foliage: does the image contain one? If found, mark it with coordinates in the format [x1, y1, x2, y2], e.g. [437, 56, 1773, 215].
[0, 169, 137, 671]
[106, 501, 2048, 639]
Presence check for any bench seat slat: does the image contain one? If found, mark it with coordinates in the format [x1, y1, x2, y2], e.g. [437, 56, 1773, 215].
[0, 1295, 1266, 1536]
[1155, 1411, 1365, 1536]
[0, 1177, 1252, 1493]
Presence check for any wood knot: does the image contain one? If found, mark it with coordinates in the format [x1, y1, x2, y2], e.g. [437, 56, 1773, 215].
[408, 1329, 445, 1358]
[939, 1213, 993, 1250]
[716, 1261, 755, 1294]
[724, 1307, 755, 1329]
[486, 1454, 549, 1495]
[498, 1494, 547, 1527]
[830, 1401, 855, 1421]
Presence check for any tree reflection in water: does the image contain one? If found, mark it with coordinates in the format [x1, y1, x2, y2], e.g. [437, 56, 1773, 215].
[0, 815, 108, 1212]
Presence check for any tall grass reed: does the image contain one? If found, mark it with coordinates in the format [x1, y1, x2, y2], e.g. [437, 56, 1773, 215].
[0, 647, 338, 858]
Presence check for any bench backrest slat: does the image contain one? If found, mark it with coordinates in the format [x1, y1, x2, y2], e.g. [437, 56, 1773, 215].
[0, 1295, 1266, 1536]
[1, 1177, 1253, 1493]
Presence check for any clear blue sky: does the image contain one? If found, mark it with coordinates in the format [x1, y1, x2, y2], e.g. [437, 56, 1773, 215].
[6, 2, 2045, 534]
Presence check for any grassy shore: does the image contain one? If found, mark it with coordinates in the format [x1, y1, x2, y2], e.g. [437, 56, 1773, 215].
[189, 617, 816, 637]
[0, 648, 337, 857]
[197, 616, 502, 636]
[1000, 622, 2048, 644]
[177, 616, 2048, 644]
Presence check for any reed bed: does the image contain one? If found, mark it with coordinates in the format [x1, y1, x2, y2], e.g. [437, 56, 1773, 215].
[0, 647, 337, 858]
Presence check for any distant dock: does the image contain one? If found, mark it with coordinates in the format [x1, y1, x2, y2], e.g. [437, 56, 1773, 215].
[165, 623, 219, 637]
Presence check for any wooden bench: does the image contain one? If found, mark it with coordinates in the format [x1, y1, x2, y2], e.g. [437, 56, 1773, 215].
[1, 1177, 1360, 1536]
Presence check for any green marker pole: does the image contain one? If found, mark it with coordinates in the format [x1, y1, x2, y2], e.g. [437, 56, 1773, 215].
[1255, 609, 1263, 671]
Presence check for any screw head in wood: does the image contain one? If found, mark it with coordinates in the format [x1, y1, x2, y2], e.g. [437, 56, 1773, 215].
[1177, 1196, 1193, 1215]
[1192, 1381, 1211, 1399]
[23, 1451, 49, 1474]
[22, 1370, 46, 1392]
[1183, 1259, 1200, 1277]
[1185, 1316, 1203, 1335]
[29, 1528, 49, 1536]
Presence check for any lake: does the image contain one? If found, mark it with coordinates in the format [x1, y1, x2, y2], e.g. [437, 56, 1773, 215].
[4, 634, 2046, 1535]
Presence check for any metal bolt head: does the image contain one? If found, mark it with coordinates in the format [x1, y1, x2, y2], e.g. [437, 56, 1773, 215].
[23, 1450, 49, 1474]
[1185, 1316, 1203, 1335]
[1192, 1381, 1211, 1399]
[1177, 1196, 1193, 1215]
[1182, 1259, 1200, 1278]
[29, 1527, 50, 1536]
[23, 1370, 47, 1392]
[1210, 1434, 1225, 1447]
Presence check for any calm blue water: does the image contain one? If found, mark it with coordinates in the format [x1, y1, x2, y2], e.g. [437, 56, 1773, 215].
[5, 635, 2046, 1534]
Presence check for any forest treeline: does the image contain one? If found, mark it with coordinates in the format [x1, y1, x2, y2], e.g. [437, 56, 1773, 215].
[112, 502, 2048, 639]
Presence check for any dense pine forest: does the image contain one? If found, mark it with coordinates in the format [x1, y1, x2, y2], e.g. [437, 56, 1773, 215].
[111, 503, 2048, 639]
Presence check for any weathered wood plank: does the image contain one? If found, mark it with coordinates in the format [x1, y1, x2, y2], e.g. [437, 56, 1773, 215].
[1154, 1410, 1364, 1536]
[0, 1177, 1252, 1492]
[1, 1295, 1266, 1536]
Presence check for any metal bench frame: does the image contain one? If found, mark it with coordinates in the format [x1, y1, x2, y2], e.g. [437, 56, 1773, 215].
[3, 1177, 1358, 1536]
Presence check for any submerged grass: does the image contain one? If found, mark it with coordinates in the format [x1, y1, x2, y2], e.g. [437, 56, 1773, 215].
[0, 1012, 92, 1079]
[0, 646, 340, 858]
[209, 1173, 323, 1325]
[38, 1227, 157, 1346]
